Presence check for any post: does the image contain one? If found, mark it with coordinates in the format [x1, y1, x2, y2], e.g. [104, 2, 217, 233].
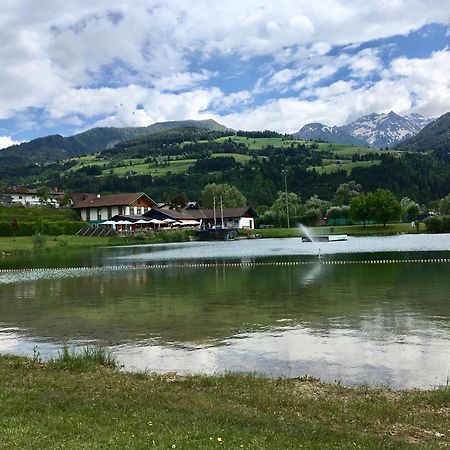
[220, 196, 224, 228]
[282, 170, 290, 229]
[213, 197, 217, 229]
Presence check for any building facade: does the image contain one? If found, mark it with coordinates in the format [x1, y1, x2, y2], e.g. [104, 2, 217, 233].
[72, 192, 157, 223]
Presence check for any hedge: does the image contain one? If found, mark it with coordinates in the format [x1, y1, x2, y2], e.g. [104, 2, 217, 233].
[0, 221, 88, 237]
[423, 215, 450, 233]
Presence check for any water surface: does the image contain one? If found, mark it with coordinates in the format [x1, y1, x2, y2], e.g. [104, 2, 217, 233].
[1, 235, 449, 388]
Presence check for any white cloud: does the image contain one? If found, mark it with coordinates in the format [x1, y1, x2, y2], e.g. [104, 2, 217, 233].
[0, 0, 449, 133]
[0, 136, 22, 149]
[220, 49, 450, 131]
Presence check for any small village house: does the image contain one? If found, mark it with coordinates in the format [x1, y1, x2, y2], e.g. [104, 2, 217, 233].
[0, 186, 64, 207]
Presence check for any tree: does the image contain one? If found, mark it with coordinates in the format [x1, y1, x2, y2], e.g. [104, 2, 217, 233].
[350, 193, 370, 227]
[333, 181, 362, 205]
[400, 197, 420, 221]
[265, 192, 302, 226]
[10, 217, 19, 241]
[201, 183, 247, 208]
[304, 195, 330, 217]
[366, 189, 401, 226]
[170, 192, 188, 209]
[326, 205, 350, 220]
[36, 186, 51, 204]
[59, 192, 72, 207]
[439, 193, 450, 215]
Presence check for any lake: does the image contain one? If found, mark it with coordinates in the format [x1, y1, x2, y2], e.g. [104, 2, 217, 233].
[1, 234, 450, 388]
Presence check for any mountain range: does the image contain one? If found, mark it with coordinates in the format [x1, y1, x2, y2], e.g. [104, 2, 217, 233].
[294, 111, 433, 148]
[396, 112, 450, 153]
[0, 119, 232, 167]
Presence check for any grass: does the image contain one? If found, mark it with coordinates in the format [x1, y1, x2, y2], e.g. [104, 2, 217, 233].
[0, 353, 449, 449]
[47, 345, 117, 371]
[0, 235, 110, 252]
[309, 160, 380, 174]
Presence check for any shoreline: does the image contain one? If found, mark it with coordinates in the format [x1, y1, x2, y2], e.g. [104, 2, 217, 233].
[0, 223, 428, 253]
[0, 353, 449, 448]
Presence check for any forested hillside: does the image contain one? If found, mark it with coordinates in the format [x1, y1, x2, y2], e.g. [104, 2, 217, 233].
[0, 119, 231, 167]
[396, 111, 450, 154]
[2, 127, 450, 209]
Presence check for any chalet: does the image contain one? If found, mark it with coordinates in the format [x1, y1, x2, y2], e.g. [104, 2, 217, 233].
[0, 186, 64, 207]
[143, 206, 257, 229]
[73, 192, 157, 223]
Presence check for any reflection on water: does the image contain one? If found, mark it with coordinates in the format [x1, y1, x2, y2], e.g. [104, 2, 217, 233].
[0, 237, 450, 388]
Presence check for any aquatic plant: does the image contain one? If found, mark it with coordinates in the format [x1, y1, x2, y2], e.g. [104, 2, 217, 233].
[47, 345, 117, 371]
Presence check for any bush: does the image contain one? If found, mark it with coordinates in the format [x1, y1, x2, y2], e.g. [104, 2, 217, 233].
[424, 215, 450, 233]
[32, 232, 47, 248]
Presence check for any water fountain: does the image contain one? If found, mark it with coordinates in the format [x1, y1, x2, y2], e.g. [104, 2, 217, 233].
[298, 224, 321, 262]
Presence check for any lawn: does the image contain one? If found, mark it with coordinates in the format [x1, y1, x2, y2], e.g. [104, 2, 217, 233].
[0, 235, 110, 252]
[0, 354, 448, 449]
[309, 160, 380, 174]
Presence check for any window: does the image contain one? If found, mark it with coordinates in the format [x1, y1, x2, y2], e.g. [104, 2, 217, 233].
[97, 208, 102, 220]
[86, 209, 91, 221]
[136, 207, 142, 215]
[107, 206, 112, 218]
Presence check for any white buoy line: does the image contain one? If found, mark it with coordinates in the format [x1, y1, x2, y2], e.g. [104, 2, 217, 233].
[0, 257, 449, 277]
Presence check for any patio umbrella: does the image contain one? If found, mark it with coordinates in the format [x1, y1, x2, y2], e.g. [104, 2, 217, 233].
[116, 220, 133, 225]
[100, 220, 116, 225]
[149, 219, 161, 224]
[162, 218, 176, 223]
[135, 219, 150, 224]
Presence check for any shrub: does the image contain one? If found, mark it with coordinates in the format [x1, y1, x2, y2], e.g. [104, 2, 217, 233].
[32, 232, 47, 248]
[424, 215, 450, 233]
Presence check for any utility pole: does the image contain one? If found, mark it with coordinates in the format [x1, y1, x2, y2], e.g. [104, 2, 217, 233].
[282, 169, 290, 229]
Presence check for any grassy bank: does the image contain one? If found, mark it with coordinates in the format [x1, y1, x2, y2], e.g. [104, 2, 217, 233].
[0, 230, 195, 253]
[0, 353, 449, 449]
[0, 235, 109, 252]
[255, 222, 425, 239]
[0, 224, 428, 253]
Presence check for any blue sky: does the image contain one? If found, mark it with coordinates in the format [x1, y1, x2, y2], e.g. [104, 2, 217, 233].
[0, 0, 449, 147]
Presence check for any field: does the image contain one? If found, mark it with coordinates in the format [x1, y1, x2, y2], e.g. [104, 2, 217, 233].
[42, 135, 401, 182]
[309, 160, 381, 174]
[0, 354, 449, 449]
[0, 235, 108, 252]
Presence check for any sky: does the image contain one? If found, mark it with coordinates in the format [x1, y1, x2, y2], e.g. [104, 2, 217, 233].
[1, 0, 450, 148]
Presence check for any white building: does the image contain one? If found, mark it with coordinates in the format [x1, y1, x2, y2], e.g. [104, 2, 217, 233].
[0, 187, 64, 207]
[72, 192, 157, 223]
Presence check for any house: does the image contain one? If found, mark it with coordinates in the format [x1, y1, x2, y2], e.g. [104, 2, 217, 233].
[72, 192, 157, 223]
[143, 206, 257, 229]
[0, 186, 64, 207]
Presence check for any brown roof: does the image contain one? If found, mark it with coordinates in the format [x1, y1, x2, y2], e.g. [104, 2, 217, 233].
[0, 186, 36, 195]
[73, 192, 155, 208]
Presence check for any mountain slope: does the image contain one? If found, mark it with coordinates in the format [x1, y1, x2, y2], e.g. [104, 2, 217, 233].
[342, 111, 430, 148]
[0, 119, 232, 167]
[293, 123, 366, 146]
[396, 111, 450, 153]
[295, 112, 432, 148]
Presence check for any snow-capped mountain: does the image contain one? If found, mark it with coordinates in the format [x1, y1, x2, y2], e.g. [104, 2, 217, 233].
[293, 123, 366, 146]
[294, 111, 432, 148]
